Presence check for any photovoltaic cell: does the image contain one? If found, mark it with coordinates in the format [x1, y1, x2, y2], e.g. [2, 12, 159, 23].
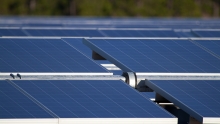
[0, 38, 108, 73]
[84, 39, 220, 72]
[145, 80, 220, 122]
[11, 80, 174, 118]
[0, 80, 53, 118]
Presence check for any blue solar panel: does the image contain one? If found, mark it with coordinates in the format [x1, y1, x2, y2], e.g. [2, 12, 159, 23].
[100, 29, 179, 37]
[0, 28, 180, 37]
[84, 39, 220, 72]
[0, 80, 54, 118]
[11, 80, 174, 118]
[0, 38, 108, 73]
[193, 40, 220, 57]
[192, 30, 220, 37]
[24, 29, 104, 37]
[174, 31, 197, 37]
[0, 29, 26, 36]
[1, 17, 220, 28]
[145, 80, 220, 122]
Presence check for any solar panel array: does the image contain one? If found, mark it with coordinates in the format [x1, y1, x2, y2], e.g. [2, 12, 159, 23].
[2, 28, 220, 38]
[1, 17, 220, 124]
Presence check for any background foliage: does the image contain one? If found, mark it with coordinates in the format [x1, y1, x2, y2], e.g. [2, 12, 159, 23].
[0, 0, 219, 17]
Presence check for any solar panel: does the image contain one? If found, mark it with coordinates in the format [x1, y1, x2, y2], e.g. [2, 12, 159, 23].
[99, 29, 179, 37]
[0, 28, 184, 37]
[1, 17, 220, 29]
[84, 39, 220, 72]
[192, 39, 220, 57]
[0, 29, 26, 36]
[145, 80, 220, 123]
[0, 80, 54, 118]
[0, 38, 108, 73]
[174, 30, 196, 37]
[10, 80, 174, 118]
[192, 30, 220, 37]
[23, 29, 104, 37]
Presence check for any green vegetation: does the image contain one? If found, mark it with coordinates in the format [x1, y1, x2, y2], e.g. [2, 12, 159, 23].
[0, 0, 219, 17]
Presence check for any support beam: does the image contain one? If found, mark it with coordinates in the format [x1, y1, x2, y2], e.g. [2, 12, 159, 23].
[136, 73, 220, 80]
[0, 74, 124, 81]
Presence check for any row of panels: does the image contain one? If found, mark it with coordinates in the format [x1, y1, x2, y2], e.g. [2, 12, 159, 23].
[1, 28, 220, 37]
[1, 38, 220, 73]
[1, 79, 220, 123]
[0, 28, 179, 37]
[1, 17, 220, 28]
